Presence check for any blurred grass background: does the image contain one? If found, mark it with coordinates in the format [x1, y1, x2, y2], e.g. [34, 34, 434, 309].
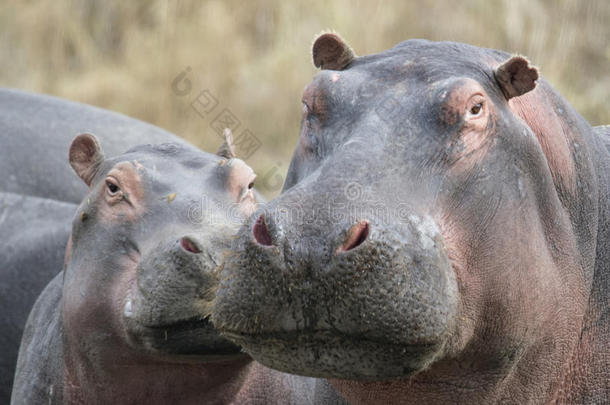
[0, 0, 608, 197]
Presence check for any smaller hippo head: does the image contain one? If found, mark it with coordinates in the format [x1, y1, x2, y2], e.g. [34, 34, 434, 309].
[62, 131, 257, 364]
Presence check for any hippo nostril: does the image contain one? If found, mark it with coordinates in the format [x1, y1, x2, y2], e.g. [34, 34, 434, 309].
[253, 214, 273, 246]
[338, 220, 370, 252]
[180, 237, 202, 254]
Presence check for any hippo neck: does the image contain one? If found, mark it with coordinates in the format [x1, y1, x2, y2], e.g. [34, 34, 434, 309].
[509, 83, 605, 402]
[329, 350, 570, 404]
[553, 137, 610, 403]
[509, 81, 599, 265]
[63, 348, 256, 404]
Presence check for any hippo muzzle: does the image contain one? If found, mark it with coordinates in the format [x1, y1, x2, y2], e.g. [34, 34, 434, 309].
[59, 134, 259, 364]
[213, 191, 459, 379]
[122, 232, 243, 358]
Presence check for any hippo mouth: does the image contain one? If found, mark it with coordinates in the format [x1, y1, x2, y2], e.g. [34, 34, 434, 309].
[147, 316, 213, 334]
[127, 316, 244, 358]
[221, 328, 437, 348]
[219, 328, 442, 380]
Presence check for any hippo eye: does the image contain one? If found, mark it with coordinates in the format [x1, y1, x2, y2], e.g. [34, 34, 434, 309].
[470, 103, 483, 116]
[106, 180, 120, 195]
[248, 181, 254, 190]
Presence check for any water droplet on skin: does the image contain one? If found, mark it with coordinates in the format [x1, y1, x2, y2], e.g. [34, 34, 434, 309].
[165, 193, 177, 203]
[518, 177, 524, 198]
[124, 300, 133, 317]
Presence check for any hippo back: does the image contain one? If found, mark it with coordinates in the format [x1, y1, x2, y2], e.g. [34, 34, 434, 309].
[0, 88, 193, 204]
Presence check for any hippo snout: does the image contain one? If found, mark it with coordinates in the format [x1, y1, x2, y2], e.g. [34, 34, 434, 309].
[122, 234, 238, 356]
[213, 206, 459, 379]
[131, 235, 219, 324]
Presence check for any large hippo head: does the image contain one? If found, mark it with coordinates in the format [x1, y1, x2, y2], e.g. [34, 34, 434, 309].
[62, 130, 257, 368]
[212, 35, 604, 402]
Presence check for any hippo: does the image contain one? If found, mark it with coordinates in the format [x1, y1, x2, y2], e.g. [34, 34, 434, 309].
[11, 130, 345, 404]
[211, 34, 609, 404]
[0, 88, 194, 403]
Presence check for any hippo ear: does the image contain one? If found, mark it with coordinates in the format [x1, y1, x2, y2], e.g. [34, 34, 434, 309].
[217, 128, 237, 159]
[312, 32, 356, 70]
[69, 133, 105, 186]
[494, 56, 539, 100]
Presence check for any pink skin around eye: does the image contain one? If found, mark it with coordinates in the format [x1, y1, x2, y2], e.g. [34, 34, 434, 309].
[106, 180, 119, 194]
[226, 159, 256, 209]
[99, 163, 146, 220]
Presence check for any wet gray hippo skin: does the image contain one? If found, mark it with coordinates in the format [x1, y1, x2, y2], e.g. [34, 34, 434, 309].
[12, 133, 345, 404]
[598, 125, 610, 153]
[212, 34, 609, 404]
[0, 193, 76, 403]
[0, 88, 191, 204]
[0, 88, 193, 403]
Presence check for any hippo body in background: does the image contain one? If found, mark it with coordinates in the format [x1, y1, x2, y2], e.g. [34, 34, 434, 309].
[0, 88, 192, 204]
[212, 36, 609, 404]
[0, 89, 194, 403]
[0, 193, 76, 403]
[12, 132, 344, 404]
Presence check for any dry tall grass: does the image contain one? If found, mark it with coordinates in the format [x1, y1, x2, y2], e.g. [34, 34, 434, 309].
[1, 0, 608, 196]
